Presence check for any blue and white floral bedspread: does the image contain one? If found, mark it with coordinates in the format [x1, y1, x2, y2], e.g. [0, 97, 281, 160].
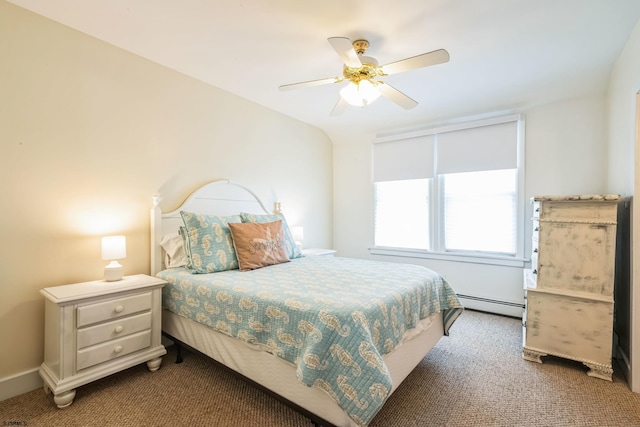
[158, 256, 463, 426]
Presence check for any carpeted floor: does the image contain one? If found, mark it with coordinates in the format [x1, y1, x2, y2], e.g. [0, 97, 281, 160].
[2, 310, 639, 426]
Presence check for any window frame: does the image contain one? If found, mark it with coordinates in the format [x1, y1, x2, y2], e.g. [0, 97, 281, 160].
[370, 114, 527, 268]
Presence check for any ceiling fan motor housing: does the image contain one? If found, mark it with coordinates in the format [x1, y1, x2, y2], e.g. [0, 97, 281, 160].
[343, 55, 382, 83]
[352, 39, 370, 54]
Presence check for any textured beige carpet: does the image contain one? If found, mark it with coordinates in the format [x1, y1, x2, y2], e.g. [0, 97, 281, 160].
[2, 310, 640, 426]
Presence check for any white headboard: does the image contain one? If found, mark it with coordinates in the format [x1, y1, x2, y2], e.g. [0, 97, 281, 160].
[150, 179, 274, 275]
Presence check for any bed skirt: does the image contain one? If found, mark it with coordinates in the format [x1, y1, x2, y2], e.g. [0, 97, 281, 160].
[162, 309, 445, 427]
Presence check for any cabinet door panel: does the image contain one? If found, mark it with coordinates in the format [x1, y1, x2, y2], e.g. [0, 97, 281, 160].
[525, 292, 613, 365]
[537, 222, 616, 296]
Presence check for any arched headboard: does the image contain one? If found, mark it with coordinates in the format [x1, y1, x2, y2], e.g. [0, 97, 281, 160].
[150, 179, 274, 275]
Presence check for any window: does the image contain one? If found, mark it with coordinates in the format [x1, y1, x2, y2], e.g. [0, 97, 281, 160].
[374, 179, 430, 249]
[442, 169, 517, 254]
[372, 115, 525, 265]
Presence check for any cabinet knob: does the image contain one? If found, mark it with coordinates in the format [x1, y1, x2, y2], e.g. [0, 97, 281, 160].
[114, 305, 124, 313]
[114, 345, 123, 354]
[114, 325, 124, 334]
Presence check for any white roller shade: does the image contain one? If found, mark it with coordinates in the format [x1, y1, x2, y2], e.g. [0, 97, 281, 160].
[373, 135, 435, 182]
[436, 121, 517, 174]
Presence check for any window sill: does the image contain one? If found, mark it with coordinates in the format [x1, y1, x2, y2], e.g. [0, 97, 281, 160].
[368, 247, 528, 268]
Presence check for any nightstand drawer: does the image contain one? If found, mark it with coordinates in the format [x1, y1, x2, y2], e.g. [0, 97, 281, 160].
[77, 330, 151, 370]
[77, 292, 152, 327]
[77, 312, 152, 349]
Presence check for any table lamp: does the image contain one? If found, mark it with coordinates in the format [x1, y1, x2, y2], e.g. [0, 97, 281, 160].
[102, 236, 126, 281]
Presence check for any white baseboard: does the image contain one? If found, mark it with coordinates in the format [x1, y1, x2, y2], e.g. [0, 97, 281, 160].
[0, 367, 43, 402]
[457, 295, 524, 318]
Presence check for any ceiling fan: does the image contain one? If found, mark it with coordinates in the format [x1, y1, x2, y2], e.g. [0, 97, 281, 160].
[279, 37, 450, 116]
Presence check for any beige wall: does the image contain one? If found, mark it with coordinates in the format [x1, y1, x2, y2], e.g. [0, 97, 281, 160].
[0, 2, 333, 382]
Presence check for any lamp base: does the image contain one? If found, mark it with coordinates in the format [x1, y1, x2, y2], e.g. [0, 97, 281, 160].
[104, 261, 123, 282]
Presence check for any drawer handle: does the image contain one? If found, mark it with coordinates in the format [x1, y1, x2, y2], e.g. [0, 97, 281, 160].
[114, 325, 124, 334]
[114, 305, 124, 313]
[114, 345, 123, 354]
[534, 227, 539, 232]
[533, 248, 538, 253]
[533, 269, 537, 275]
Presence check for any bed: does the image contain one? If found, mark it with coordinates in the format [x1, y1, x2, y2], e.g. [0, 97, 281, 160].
[150, 179, 463, 427]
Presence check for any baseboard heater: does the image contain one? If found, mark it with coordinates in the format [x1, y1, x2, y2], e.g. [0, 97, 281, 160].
[457, 294, 524, 309]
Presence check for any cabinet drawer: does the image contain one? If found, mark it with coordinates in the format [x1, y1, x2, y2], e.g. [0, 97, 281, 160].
[77, 292, 152, 327]
[539, 200, 618, 223]
[532, 202, 541, 219]
[77, 330, 151, 371]
[523, 268, 537, 289]
[530, 251, 539, 272]
[521, 301, 527, 348]
[77, 312, 152, 350]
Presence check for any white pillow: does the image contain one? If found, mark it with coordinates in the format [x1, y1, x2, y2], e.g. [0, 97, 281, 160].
[160, 232, 188, 268]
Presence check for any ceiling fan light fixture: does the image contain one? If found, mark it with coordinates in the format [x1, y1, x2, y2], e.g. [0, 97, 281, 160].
[279, 37, 450, 114]
[339, 80, 381, 107]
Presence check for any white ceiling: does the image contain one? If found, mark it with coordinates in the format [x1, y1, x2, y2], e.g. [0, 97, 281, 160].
[9, 0, 640, 140]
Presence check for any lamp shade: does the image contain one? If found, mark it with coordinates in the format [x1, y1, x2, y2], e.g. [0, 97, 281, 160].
[291, 226, 304, 242]
[340, 80, 382, 107]
[102, 236, 126, 261]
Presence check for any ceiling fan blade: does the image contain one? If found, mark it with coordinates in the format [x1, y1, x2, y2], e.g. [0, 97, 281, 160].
[279, 77, 339, 91]
[377, 82, 418, 110]
[328, 37, 361, 68]
[381, 49, 450, 75]
[330, 97, 349, 116]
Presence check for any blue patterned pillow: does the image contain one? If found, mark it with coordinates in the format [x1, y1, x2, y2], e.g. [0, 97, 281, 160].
[239, 212, 302, 259]
[180, 211, 241, 273]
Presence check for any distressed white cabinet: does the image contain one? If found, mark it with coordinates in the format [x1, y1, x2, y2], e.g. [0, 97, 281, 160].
[39, 274, 167, 407]
[522, 195, 620, 380]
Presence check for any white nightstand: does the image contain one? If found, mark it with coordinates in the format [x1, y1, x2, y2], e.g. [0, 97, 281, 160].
[39, 274, 167, 408]
[302, 248, 337, 257]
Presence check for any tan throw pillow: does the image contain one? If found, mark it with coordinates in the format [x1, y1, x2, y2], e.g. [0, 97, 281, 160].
[228, 220, 290, 271]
